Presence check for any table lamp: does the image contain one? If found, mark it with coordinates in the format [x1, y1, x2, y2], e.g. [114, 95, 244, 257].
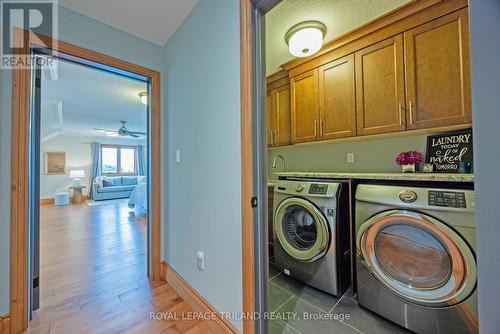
[69, 169, 85, 188]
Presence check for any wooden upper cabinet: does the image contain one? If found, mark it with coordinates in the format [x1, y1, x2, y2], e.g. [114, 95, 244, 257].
[404, 8, 471, 130]
[355, 35, 406, 136]
[274, 85, 291, 146]
[267, 70, 291, 147]
[291, 69, 319, 143]
[266, 92, 274, 147]
[318, 54, 356, 140]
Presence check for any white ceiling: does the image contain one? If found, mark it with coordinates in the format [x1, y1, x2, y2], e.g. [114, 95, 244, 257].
[41, 59, 148, 142]
[58, 0, 199, 46]
[265, 0, 411, 75]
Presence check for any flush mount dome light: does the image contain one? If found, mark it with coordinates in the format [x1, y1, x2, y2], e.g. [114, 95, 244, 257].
[285, 21, 327, 58]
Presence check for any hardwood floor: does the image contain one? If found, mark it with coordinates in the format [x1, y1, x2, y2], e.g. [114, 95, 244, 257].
[26, 202, 211, 334]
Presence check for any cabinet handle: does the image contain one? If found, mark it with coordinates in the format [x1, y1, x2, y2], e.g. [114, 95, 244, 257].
[409, 100, 414, 125]
[270, 131, 274, 146]
[314, 121, 318, 137]
[398, 103, 403, 126]
[320, 119, 324, 137]
[274, 130, 277, 145]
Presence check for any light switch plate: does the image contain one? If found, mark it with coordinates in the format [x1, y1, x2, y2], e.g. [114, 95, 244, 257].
[347, 153, 354, 163]
[196, 251, 205, 271]
[176, 149, 181, 163]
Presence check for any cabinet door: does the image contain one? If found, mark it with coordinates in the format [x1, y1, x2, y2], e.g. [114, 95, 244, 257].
[291, 69, 319, 143]
[355, 35, 406, 135]
[319, 54, 356, 140]
[404, 9, 471, 130]
[274, 85, 291, 146]
[266, 91, 274, 147]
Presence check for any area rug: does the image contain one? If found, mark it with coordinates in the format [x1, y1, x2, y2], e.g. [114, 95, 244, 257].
[85, 198, 129, 206]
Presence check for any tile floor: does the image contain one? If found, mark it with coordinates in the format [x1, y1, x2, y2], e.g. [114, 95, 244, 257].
[268, 260, 410, 334]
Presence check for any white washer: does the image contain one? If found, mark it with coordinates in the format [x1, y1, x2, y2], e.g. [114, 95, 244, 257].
[355, 184, 477, 334]
[273, 179, 350, 296]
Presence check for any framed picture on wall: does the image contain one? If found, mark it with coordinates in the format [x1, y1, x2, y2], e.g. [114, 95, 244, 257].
[45, 151, 66, 175]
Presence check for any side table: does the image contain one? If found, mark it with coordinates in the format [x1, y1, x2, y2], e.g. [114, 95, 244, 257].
[69, 186, 87, 204]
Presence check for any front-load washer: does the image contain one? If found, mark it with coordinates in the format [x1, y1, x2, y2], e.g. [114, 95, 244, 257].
[273, 179, 350, 296]
[355, 184, 477, 334]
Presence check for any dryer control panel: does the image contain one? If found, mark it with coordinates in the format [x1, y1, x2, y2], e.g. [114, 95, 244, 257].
[428, 190, 466, 208]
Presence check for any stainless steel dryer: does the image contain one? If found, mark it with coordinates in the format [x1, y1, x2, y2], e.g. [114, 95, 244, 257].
[355, 184, 477, 334]
[273, 179, 350, 296]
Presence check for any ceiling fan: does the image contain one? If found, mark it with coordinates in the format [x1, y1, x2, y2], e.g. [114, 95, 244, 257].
[93, 121, 146, 138]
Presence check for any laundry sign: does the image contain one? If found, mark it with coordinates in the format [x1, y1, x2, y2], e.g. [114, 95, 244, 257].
[426, 128, 473, 172]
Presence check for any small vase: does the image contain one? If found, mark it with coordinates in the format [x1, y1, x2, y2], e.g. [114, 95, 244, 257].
[401, 164, 416, 173]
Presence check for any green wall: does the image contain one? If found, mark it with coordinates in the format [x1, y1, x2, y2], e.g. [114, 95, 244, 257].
[268, 133, 428, 180]
[163, 0, 243, 330]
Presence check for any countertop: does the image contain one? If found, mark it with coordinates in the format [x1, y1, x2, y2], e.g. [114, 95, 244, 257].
[274, 172, 474, 183]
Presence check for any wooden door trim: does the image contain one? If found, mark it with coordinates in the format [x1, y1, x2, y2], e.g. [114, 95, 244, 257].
[404, 8, 471, 130]
[240, 0, 255, 333]
[9, 28, 162, 333]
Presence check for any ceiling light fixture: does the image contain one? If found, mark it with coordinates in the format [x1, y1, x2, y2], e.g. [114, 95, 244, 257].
[285, 21, 327, 58]
[138, 92, 148, 105]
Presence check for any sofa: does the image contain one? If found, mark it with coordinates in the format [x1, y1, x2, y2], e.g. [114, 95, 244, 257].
[92, 175, 145, 201]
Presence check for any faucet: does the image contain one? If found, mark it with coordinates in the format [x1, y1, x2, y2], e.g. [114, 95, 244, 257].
[272, 155, 286, 173]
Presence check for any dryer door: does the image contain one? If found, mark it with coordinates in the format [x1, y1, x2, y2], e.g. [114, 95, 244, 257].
[357, 210, 476, 307]
[274, 197, 330, 262]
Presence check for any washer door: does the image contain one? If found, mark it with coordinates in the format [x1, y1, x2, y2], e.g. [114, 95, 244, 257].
[274, 197, 330, 262]
[357, 210, 476, 307]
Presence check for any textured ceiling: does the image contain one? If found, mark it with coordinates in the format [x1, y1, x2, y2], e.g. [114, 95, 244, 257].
[41, 59, 148, 142]
[265, 0, 412, 75]
[59, 0, 198, 46]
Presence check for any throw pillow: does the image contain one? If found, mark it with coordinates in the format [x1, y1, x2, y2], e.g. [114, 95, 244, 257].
[122, 176, 138, 186]
[102, 179, 112, 187]
[108, 177, 122, 186]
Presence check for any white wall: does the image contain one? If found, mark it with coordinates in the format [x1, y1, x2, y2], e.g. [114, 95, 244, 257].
[468, 1, 500, 332]
[163, 0, 242, 330]
[41, 136, 92, 198]
[40, 135, 146, 199]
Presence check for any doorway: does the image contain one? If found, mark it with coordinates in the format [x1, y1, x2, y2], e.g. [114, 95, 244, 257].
[241, 1, 476, 334]
[29, 50, 150, 320]
[9, 30, 161, 333]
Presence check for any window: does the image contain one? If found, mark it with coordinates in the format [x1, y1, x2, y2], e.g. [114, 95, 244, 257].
[101, 145, 137, 175]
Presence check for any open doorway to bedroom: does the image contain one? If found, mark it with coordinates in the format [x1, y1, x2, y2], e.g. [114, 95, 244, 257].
[31, 53, 150, 329]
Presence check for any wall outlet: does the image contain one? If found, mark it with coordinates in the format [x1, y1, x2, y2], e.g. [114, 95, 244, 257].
[176, 149, 181, 163]
[196, 251, 205, 271]
[347, 152, 355, 163]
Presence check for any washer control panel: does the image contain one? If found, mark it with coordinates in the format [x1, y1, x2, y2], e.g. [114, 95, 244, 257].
[308, 183, 329, 195]
[428, 190, 466, 208]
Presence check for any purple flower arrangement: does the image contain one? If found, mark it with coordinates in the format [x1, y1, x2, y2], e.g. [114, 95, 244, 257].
[395, 151, 423, 166]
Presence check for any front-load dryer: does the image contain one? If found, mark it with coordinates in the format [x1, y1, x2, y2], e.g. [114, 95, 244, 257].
[355, 184, 477, 334]
[273, 179, 350, 296]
